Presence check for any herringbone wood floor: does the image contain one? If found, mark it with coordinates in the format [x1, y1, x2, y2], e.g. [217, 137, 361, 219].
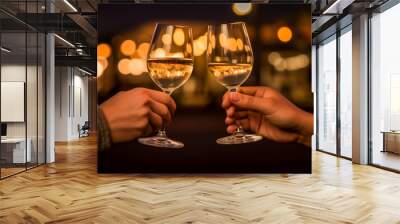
[1, 135, 400, 224]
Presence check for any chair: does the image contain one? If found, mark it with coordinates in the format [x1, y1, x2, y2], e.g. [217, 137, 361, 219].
[79, 121, 90, 138]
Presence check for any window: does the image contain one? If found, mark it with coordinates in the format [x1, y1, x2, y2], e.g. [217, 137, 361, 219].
[370, 2, 400, 171]
[317, 36, 337, 154]
[0, 1, 46, 179]
[339, 28, 352, 158]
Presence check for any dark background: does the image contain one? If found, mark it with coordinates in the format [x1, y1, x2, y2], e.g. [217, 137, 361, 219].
[98, 109, 311, 173]
[97, 3, 312, 173]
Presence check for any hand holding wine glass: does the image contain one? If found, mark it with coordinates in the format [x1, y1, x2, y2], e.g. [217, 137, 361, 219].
[207, 22, 263, 144]
[138, 24, 194, 149]
[100, 88, 176, 144]
[222, 86, 314, 147]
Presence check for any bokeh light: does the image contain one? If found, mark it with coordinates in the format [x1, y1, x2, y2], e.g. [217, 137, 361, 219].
[268, 52, 281, 65]
[169, 52, 184, 58]
[210, 34, 216, 48]
[237, 38, 244, 51]
[277, 26, 293, 43]
[97, 58, 108, 77]
[162, 34, 172, 45]
[97, 43, 111, 59]
[219, 33, 227, 48]
[97, 60, 104, 77]
[186, 43, 192, 54]
[267, 52, 309, 71]
[120, 40, 136, 56]
[227, 38, 237, 51]
[232, 3, 252, 16]
[118, 58, 131, 75]
[98, 58, 108, 70]
[152, 48, 166, 58]
[286, 54, 310, 71]
[128, 59, 147, 76]
[275, 58, 287, 71]
[194, 34, 207, 56]
[137, 42, 150, 58]
[173, 28, 185, 46]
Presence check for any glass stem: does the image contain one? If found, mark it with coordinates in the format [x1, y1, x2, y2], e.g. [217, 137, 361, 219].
[157, 90, 172, 138]
[156, 128, 167, 138]
[228, 87, 245, 136]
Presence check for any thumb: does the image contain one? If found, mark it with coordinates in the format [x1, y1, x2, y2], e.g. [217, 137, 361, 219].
[229, 92, 275, 115]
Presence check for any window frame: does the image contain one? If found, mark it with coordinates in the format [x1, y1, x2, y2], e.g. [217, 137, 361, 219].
[315, 22, 353, 160]
[367, 0, 400, 173]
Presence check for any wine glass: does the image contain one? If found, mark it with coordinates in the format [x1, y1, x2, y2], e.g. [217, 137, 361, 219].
[138, 24, 194, 148]
[207, 22, 262, 144]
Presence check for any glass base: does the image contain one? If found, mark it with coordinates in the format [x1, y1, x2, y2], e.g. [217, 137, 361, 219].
[138, 136, 184, 149]
[216, 133, 263, 145]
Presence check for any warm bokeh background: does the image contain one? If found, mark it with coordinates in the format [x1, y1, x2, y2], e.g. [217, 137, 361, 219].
[97, 3, 312, 112]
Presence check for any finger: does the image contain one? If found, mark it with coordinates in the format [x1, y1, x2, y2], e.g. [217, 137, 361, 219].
[148, 100, 172, 123]
[148, 111, 163, 130]
[227, 106, 250, 117]
[226, 106, 235, 117]
[229, 92, 276, 115]
[226, 119, 250, 133]
[223, 88, 256, 110]
[225, 116, 235, 125]
[236, 119, 250, 130]
[227, 125, 236, 134]
[222, 92, 231, 109]
[237, 86, 259, 96]
[225, 110, 248, 124]
[234, 111, 248, 119]
[144, 89, 177, 115]
[225, 112, 249, 125]
[243, 86, 283, 100]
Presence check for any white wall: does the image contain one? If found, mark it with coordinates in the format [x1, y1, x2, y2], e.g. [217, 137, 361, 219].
[1, 64, 46, 164]
[55, 67, 70, 141]
[1, 65, 34, 138]
[54, 67, 89, 141]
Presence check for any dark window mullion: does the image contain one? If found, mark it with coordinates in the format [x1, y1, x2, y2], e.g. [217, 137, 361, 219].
[315, 44, 320, 151]
[336, 27, 341, 157]
[36, 0, 39, 167]
[367, 11, 373, 165]
[25, 0, 28, 171]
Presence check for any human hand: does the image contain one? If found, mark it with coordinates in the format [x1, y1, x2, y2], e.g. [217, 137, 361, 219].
[100, 88, 176, 143]
[222, 86, 313, 146]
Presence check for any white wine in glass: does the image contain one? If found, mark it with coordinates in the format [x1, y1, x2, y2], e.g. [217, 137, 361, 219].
[207, 22, 262, 144]
[138, 24, 194, 148]
[147, 58, 193, 93]
[207, 63, 252, 89]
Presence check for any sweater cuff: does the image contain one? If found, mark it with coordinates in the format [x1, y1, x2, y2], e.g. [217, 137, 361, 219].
[97, 106, 112, 151]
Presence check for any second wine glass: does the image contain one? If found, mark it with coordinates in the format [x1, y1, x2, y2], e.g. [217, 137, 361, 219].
[207, 22, 263, 144]
[138, 24, 194, 149]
